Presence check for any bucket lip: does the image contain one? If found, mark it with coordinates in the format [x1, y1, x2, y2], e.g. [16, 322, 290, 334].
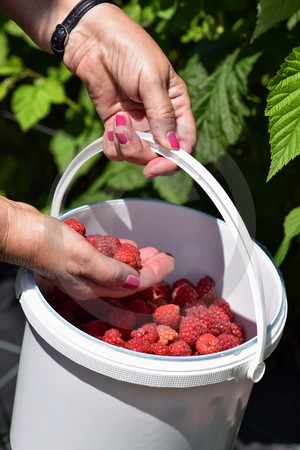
[18, 265, 285, 365]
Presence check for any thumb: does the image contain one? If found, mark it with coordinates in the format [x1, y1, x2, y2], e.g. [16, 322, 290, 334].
[141, 77, 180, 151]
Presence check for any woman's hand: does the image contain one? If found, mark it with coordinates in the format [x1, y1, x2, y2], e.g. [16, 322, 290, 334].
[0, 197, 174, 300]
[63, 4, 196, 177]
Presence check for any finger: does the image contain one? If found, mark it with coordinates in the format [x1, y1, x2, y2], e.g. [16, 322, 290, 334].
[113, 114, 158, 165]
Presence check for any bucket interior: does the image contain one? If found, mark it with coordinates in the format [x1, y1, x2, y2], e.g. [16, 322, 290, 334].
[55, 199, 284, 343]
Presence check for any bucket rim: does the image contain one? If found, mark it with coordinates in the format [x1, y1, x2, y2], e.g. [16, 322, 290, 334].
[16, 200, 287, 387]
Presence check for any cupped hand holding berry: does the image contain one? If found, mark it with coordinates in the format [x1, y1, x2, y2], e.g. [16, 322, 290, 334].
[0, 199, 174, 300]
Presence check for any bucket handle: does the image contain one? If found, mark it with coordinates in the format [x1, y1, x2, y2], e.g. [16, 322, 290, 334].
[51, 132, 267, 383]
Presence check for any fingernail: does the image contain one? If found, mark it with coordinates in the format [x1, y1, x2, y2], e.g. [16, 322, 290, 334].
[115, 132, 128, 145]
[116, 114, 126, 126]
[167, 132, 180, 149]
[107, 130, 114, 142]
[123, 275, 140, 289]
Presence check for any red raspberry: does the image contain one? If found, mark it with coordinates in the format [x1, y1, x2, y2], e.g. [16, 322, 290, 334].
[230, 322, 245, 344]
[102, 328, 126, 347]
[114, 243, 142, 269]
[108, 309, 136, 335]
[184, 300, 207, 317]
[58, 297, 93, 322]
[179, 316, 207, 345]
[150, 342, 170, 356]
[156, 325, 178, 345]
[195, 333, 221, 355]
[57, 309, 77, 326]
[210, 297, 233, 321]
[64, 218, 86, 236]
[169, 340, 192, 357]
[125, 298, 151, 314]
[218, 333, 240, 351]
[196, 275, 215, 301]
[214, 312, 231, 335]
[86, 234, 121, 257]
[130, 323, 158, 343]
[153, 304, 181, 329]
[185, 304, 220, 335]
[84, 319, 109, 339]
[131, 288, 154, 302]
[172, 282, 198, 308]
[125, 338, 151, 354]
[147, 296, 168, 313]
[173, 278, 195, 290]
[153, 282, 172, 301]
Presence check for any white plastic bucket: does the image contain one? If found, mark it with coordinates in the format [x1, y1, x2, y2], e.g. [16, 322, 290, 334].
[10, 133, 287, 450]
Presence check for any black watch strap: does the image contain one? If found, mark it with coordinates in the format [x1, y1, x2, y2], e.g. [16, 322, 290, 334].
[51, 0, 119, 59]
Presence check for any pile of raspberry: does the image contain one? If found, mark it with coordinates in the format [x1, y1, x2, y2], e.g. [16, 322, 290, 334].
[52, 218, 245, 357]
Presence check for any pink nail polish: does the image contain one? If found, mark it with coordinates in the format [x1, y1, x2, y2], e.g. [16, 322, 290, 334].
[116, 114, 126, 126]
[115, 132, 128, 145]
[107, 131, 114, 142]
[123, 275, 140, 289]
[167, 132, 180, 149]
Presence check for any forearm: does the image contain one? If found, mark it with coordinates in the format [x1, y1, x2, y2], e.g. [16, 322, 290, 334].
[0, 0, 80, 52]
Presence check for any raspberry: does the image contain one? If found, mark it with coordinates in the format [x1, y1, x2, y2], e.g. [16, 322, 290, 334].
[114, 243, 142, 269]
[172, 282, 198, 308]
[125, 298, 151, 315]
[230, 322, 245, 344]
[86, 234, 121, 257]
[153, 304, 181, 328]
[184, 300, 207, 317]
[150, 342, 170, 356]
[57, 297, 93, 322]
[84, 319, 109, 339]
[152, 282, 172, 301]
[64, 218, 86, 236]
[130, 323, 158, 343]
[210, 297, 233, 321]
[108, 308, 136, 330]
[195, 333, 221, 355]
[185, 304, 219, 335]
[169, 340, 192, 357]
[179, 316, 207, 345]
[102, 328, 126, 347]
[218, 333, 240, 351]
[156, 325, 178, 345]
[125, 338, 151, 354]
[173, 278, 195, 290]
[57, 309, 77, 326]
[196, 275, 215, 301]
[214, 312, 231, 335]
[131, 288, 154, 302]
[147, 296, 168, 313]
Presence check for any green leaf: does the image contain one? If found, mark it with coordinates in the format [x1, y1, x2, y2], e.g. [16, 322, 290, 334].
[253, 0, 300, 40]
[50, 131, 76, 174]
[185, 50, 261, 163]
[0, 30, 8, 63]
[47, 64, 73, 83]
[38, 78, 65, 104]
[275, 206, 300, 265]
[153, 170, 193, 204]
[0, 56, 24, 76]
[12, 84, 51, 131]
[106, 161, 147, 191]
[266, 47, 300, 180]
[3, 19, 39, 49]
[11, 78, 65, 130]
[123, 1, 142, 22]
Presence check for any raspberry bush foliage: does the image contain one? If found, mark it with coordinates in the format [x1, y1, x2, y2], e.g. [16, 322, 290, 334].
[0, 1, 299, 317]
